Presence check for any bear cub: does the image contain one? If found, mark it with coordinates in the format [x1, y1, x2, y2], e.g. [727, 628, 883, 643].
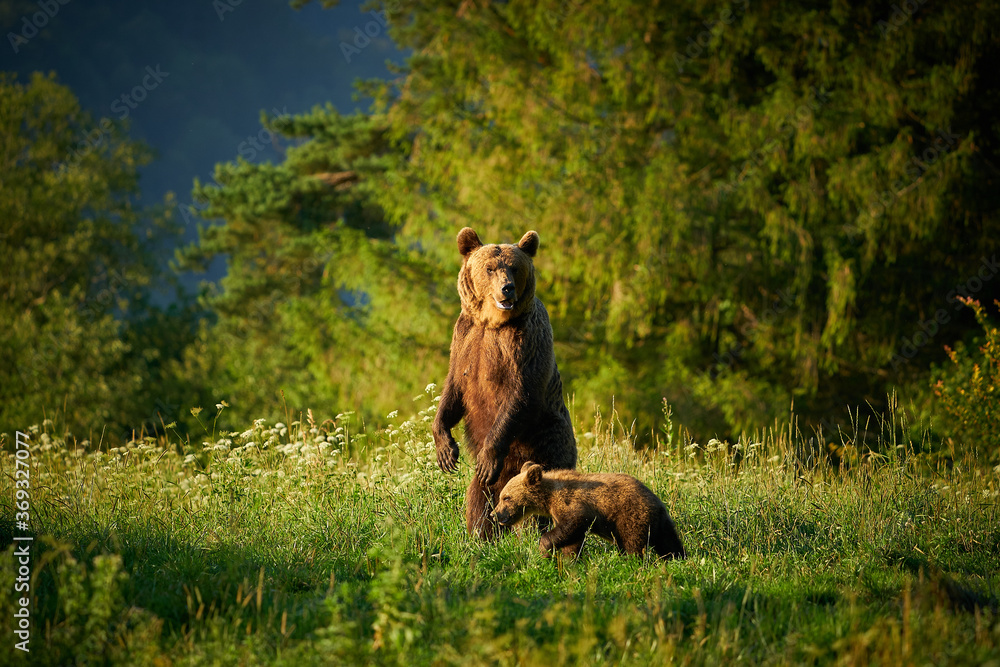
[493, 462, 686, 560]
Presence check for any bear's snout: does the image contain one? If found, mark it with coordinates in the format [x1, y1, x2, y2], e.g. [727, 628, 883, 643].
[492, 507, 512, 525]
[486, 264, 520, 311]
[492, 275, 517, 310]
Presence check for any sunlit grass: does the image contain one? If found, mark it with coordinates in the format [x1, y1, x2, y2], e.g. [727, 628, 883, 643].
[1, 390, 999, 665]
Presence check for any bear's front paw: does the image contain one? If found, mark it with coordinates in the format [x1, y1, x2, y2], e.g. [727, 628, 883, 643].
[474, 452, 501, 486]
[435, 435, 460, 473]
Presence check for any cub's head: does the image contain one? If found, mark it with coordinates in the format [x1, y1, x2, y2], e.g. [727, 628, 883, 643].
[492, 461, 546, 526]
[456, 227, 539, 327]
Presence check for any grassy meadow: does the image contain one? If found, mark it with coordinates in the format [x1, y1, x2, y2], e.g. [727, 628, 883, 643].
[2, 390, 999, 665]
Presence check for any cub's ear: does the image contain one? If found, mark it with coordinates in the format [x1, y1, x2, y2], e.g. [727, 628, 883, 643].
[457, 227, 482, 257]
[517, 230, 539, 257]
[525, 463, 543, 486]
[520, 460, 537, 473]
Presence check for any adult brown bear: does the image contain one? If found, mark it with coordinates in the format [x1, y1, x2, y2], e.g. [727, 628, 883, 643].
[433, 227, 577, 539]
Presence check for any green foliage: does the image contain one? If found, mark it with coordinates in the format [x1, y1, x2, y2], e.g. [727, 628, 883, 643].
[175, 107, 452, 429]
[932, 298, 1000, 460]
[4, 1, 999, 448]
[0, 539, 162, 666]
[0, 73, 184, 441]
[183, 0, 999, 439]
[368, 0, 1000, 435]
[2, 402, 998, 664]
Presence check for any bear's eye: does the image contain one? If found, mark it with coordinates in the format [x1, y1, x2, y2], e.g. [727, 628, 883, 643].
[486, 268, 494, 275]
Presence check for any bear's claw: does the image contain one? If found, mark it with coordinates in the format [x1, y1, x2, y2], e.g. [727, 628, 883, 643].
[436, 436, 460, 473]
[475, 454, 501, 486]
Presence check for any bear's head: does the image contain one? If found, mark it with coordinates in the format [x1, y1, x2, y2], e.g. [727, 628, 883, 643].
[492, 461, 547, 526]
[456, 227, 539, 327]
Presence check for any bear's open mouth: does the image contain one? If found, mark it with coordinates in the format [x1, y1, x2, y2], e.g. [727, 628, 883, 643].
[494, 297, 515, 311]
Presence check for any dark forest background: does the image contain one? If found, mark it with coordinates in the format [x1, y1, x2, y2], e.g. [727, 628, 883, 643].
[2, 0, 998, 457]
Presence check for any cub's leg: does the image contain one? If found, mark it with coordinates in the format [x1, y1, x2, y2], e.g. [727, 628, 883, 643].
[539, 518, 588, 558]
[651, 513, 686, 560]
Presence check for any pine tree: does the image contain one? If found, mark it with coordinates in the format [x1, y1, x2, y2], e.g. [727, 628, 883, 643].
[192, 0, 1000, 437]
[357, 0, 1000, 435]
[175, 107, 453, 425]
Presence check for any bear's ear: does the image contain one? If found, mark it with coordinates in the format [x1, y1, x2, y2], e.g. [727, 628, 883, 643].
[457, 227, 482, 257]
[520, 460, 536, 473]
[525, 463, 543, 486]
[517, 230, 539, 257]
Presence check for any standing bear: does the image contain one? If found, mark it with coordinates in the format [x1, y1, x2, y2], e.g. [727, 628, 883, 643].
[433, 227, 577, 539]
[493, 462, 686, 560]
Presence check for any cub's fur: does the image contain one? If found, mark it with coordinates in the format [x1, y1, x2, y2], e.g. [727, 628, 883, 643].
[493, 462, 686, 560]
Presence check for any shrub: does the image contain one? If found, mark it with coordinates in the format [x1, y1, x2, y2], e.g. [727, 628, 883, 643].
[932, 298, 1000, 461]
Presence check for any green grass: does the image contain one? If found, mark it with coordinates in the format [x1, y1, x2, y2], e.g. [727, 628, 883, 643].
[2, 391, 999, 665]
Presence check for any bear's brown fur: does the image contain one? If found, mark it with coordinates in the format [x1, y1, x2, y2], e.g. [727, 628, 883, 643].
[433, 228, 576, 539]
[492, 462, 686, 560]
